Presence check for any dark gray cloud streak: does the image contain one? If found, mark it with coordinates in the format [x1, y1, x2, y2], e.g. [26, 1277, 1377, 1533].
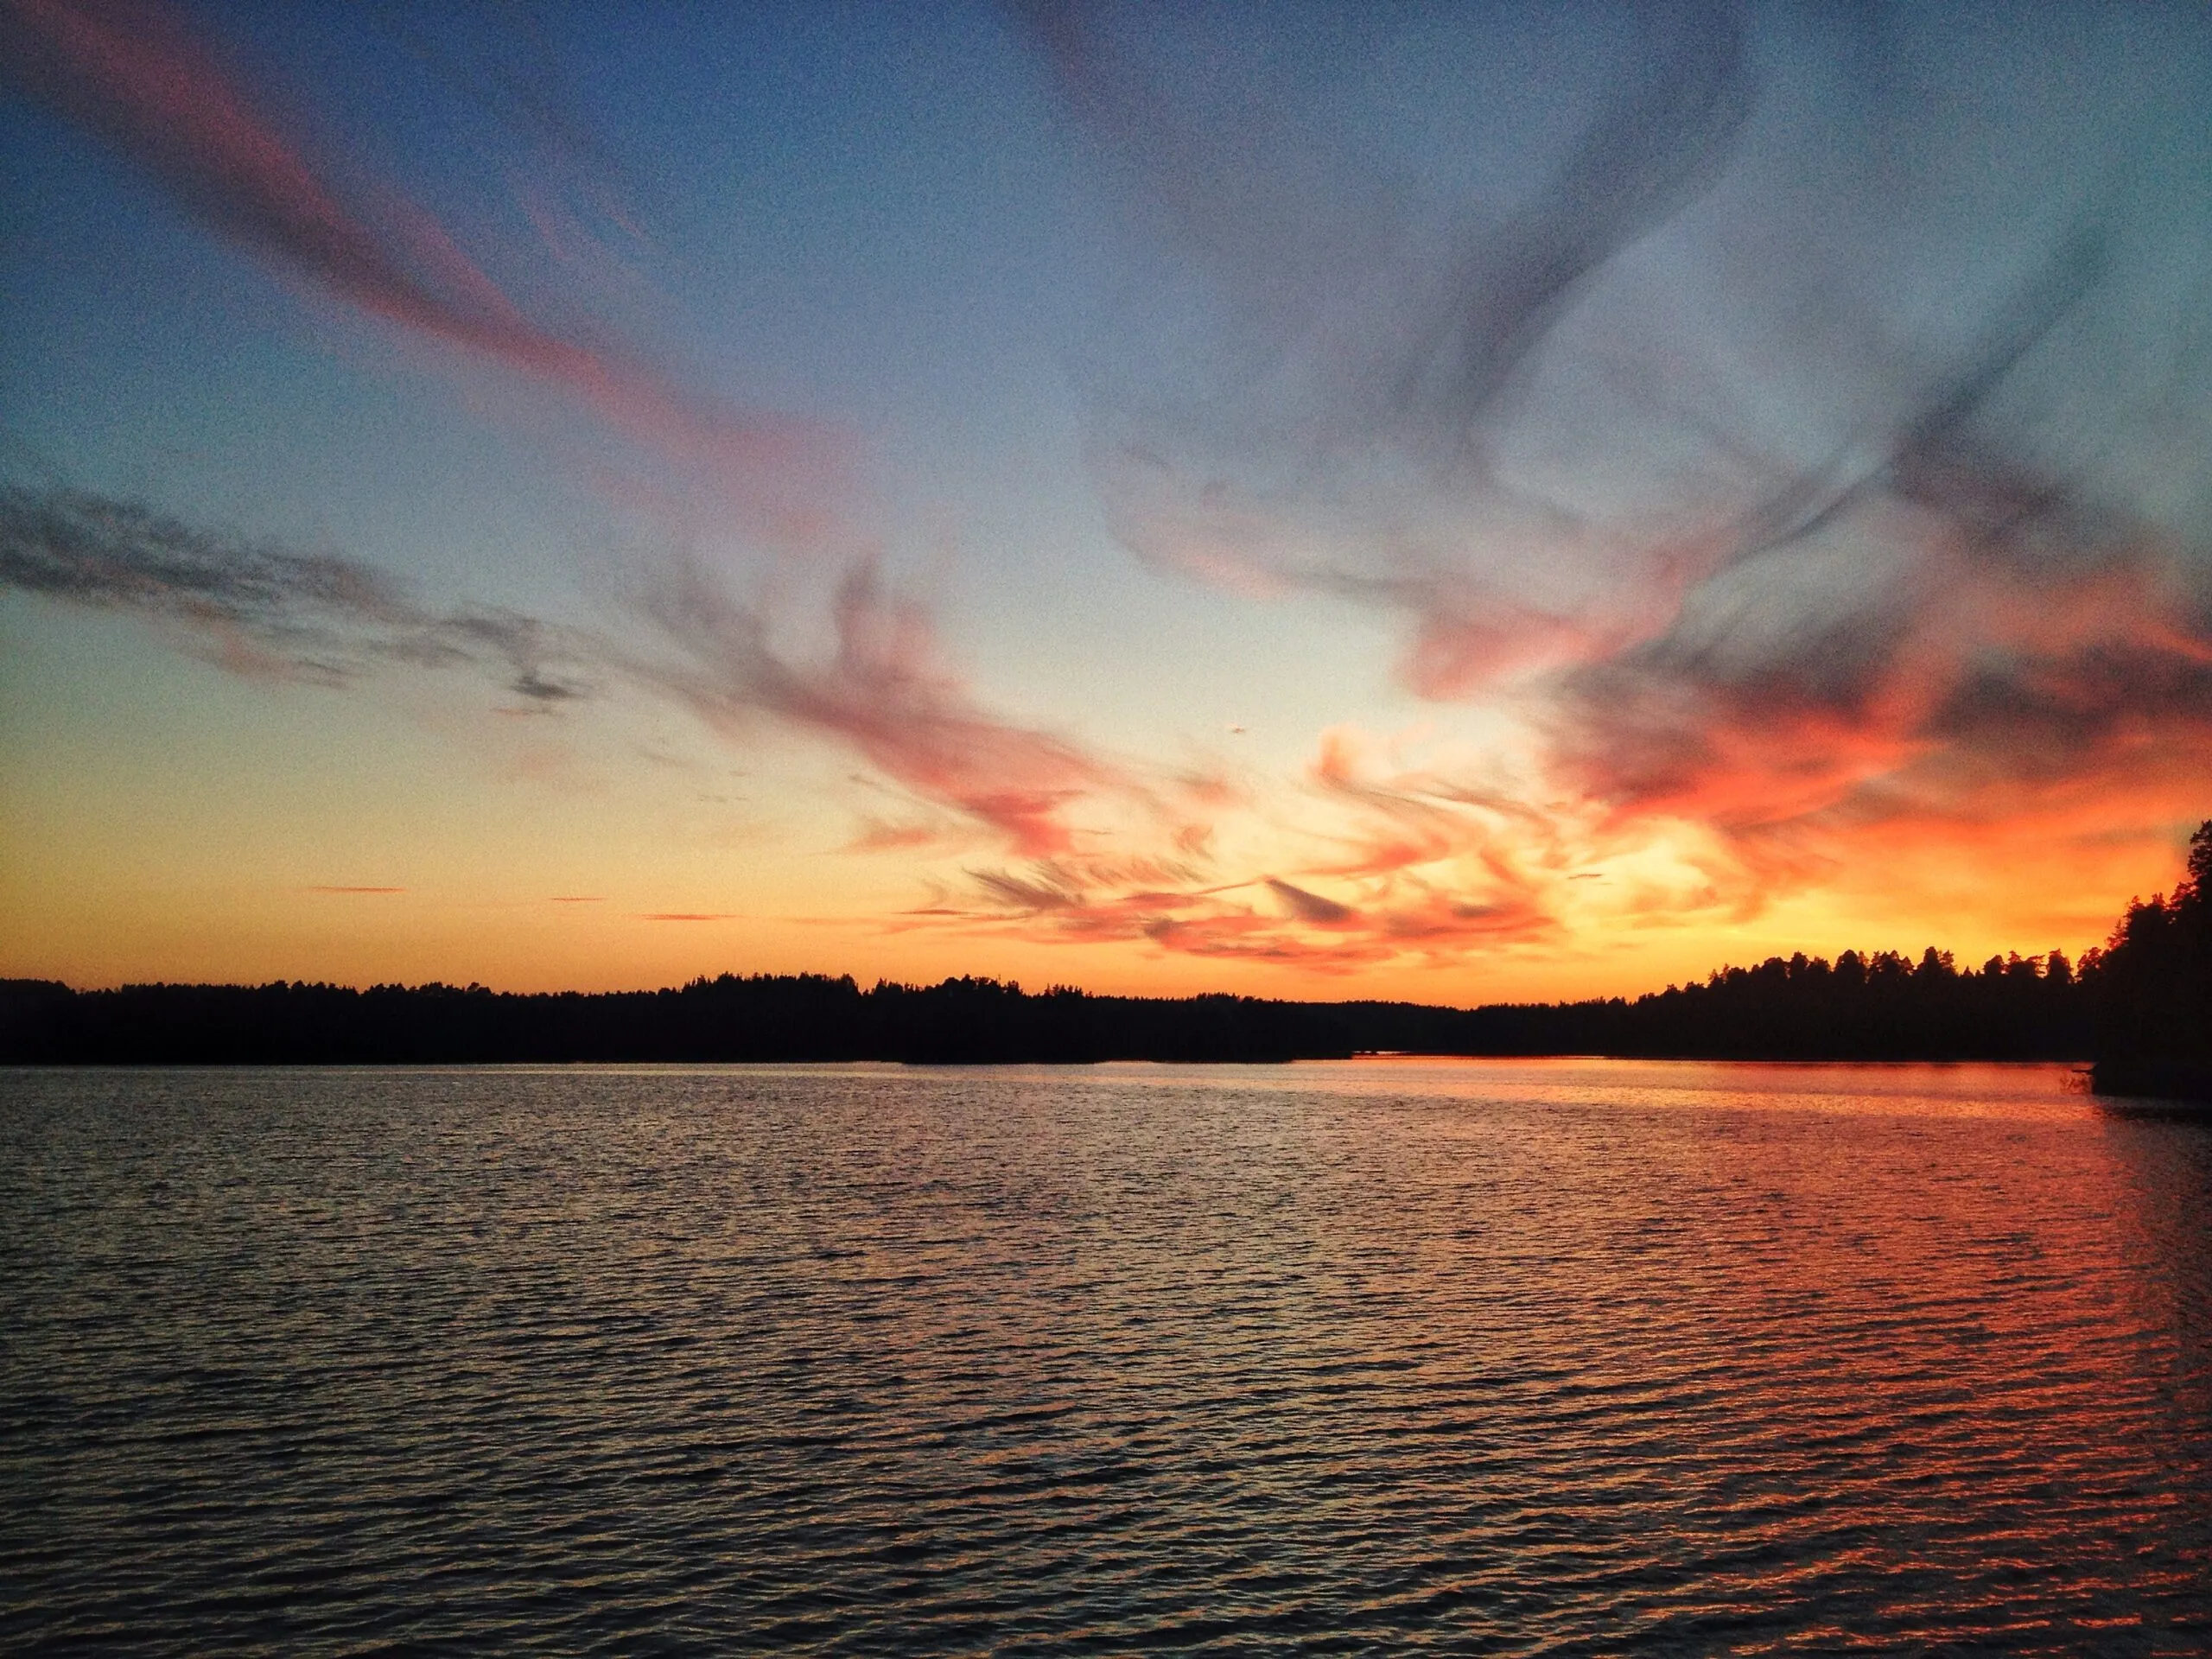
[1026, 0, 2212, 848]
[1266, 877, 1354, 925]
[0, 483, 1120, 856]
[0, 485, 588, 700]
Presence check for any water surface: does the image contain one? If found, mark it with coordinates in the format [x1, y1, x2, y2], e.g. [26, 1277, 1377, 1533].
[3, 1059, 2208, 1654]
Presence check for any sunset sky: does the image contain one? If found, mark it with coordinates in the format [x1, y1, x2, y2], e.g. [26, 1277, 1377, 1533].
[5, 0, 2211, 1001]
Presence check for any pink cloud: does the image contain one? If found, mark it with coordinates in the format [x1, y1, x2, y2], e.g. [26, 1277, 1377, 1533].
[844, 817, 953, 855]
[635, 558, 1128, 859]
[3, 1, 1147, 857]
[3, 0, 845, 549]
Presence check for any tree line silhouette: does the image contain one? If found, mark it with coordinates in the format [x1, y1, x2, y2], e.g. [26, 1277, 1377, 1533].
[2088, 819, 2212, 1101]
[2, 821, 2205, 1095]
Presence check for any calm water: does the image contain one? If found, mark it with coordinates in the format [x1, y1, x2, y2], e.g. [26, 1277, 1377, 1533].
[2, 1060, 2208, 1655]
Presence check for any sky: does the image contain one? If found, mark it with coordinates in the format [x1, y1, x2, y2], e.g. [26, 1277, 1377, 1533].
[4, 0, 2212, 1001]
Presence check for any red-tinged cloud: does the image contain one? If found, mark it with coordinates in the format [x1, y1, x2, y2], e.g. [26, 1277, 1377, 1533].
[1539, 467, 2212, 923]
[939, 867, 1560, 971]
[1, 0, 844, 548]
[2, 1, 1160, 862]
[1302, 725, 1557, 880]
[631, 556, 1128, 859]
[4, 475, 1598, 969]
[894, 724, 1574, 971]
[641, 912, 736, 923]
[1, 485, 1146, 858]
[1028, 3, 2212, 925]
[845, 817, 952, 855]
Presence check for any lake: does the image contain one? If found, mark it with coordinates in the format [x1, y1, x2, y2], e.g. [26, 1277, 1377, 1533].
[3, 1059, 2208, 1654]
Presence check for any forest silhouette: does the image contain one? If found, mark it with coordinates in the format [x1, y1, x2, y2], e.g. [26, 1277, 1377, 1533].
[3, 823, 2207, 1098]
[2088, 819, 2212, 1100]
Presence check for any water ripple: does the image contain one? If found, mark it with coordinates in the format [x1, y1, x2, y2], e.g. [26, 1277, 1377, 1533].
[2, 1060, 2209, 1654]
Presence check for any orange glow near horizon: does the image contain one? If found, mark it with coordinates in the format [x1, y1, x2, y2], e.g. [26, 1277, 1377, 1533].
[3, 607, 2194, 1001]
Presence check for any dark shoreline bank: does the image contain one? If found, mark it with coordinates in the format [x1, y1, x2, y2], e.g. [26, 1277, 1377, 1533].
[2088, 1058, 2212, 1103]
[0, 960, 2107, 1072]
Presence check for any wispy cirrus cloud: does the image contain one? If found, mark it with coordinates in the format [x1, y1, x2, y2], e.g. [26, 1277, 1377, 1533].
[2, 0, 1144, 863]
[22, 0, 2209, 976]
[899, 721, 1604, 971]
[844, 817, 956, 855]
[0, 0, 843, 549]
[1025, 0, 2212, 914]
[0, 485, 593, 701]
[0, 481, 1143, 860]
[926, 866, 1561, 973]
[1021, 0, 1758, 670]
[0, 479, 1746, 971]
[4, 0, 1640, 974]
[626, 556, 1129, 860]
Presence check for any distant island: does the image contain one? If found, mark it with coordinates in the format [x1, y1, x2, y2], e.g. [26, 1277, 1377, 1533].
[5, 823, 2207, 1099]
